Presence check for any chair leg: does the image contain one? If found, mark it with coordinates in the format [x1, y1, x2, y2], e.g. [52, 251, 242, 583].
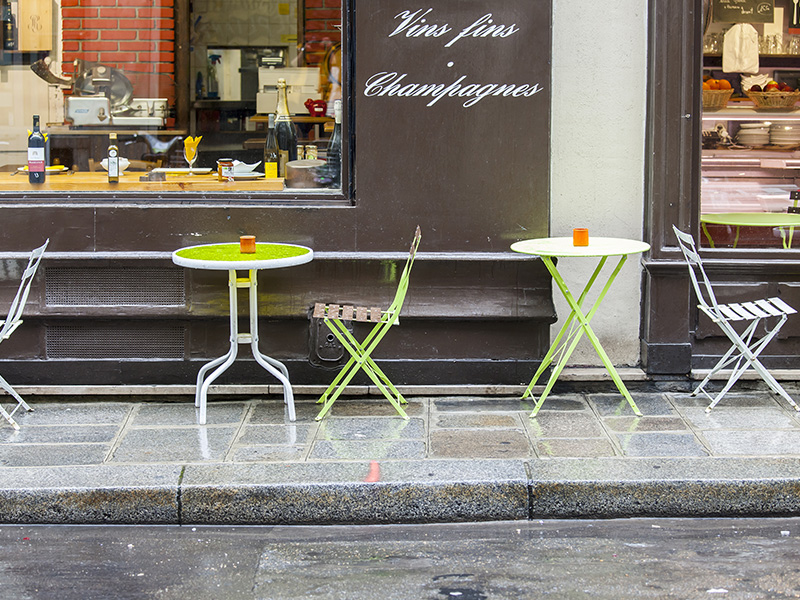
[0, 373, 32, 430]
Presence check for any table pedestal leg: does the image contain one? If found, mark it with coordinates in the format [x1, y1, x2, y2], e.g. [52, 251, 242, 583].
[525, 255, 642, 418]
[194, 269, 296, 425]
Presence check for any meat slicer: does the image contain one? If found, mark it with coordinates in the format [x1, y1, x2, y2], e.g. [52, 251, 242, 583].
[31, 58, 168, 127]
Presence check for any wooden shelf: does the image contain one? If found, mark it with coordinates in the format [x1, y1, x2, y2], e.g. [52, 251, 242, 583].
[704, 54, 800, 69]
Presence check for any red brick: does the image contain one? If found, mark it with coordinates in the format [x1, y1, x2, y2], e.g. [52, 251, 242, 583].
[154, 63, 174, 73]
[119, 41, 156, 51]
[61, 0, 79, 6]
[118, 18, 155, 29]
[305, 20, 327, 31]
[138, 8, 173, 18]
[154, 19, 175, 29]
[62, 8, 98, 18]
[61, 19, 82, 30]
[99, 52, 138, 63]
[100, 8, 137, 18]
[63, 52, 98, 62]
[307, 9, 340, 19]
[114, 0, 152, 5]
[139, 29, 174, 40]
[325, 0, 341, 7]
[102, 31, 138, 41]
[125, 63, 155, 73]
[83, 41, 119, 51]
[138, 51, 174, 62]
[305, 0, 323, 6]
[81, 18, 119, 29]
[152, 0, 174, 5]
[62, 41, 80, 52]
[62, 30, 99, 40]
[78, 0, 118, 5]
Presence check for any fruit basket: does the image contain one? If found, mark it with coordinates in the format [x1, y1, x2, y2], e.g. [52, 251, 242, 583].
[746, 90, 800, 111]
[702, 89, 734, 110]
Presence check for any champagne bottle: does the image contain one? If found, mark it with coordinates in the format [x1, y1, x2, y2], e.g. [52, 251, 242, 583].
[28, 115, 45, 184]
[325, 99, 342, 188]
[2, 0, 15, 51]
[107, 132, 119, 183]
[274, 78, 298, 176]
[263, 113, 279, 178]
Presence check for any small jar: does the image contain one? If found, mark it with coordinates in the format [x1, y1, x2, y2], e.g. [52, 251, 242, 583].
[217, 158, 234, 181]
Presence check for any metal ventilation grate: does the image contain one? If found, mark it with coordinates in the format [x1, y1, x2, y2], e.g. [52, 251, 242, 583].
[46, 323, 186, 359]
[45, 267, 185, 306]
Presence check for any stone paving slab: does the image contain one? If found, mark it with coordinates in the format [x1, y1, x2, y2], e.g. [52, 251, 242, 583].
[1, 390, 800, 524]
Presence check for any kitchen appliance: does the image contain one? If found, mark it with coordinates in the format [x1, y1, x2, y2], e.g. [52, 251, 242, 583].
[31, 59, 168, 127]
[256, 67, 319, 114]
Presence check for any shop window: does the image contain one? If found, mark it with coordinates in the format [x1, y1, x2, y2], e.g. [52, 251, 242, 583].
[0, 0, 344, 196]
[700, 0, 800, 249]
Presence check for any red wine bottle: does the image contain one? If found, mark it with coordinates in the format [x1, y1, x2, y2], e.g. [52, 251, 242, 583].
[28, 115, 46, 184]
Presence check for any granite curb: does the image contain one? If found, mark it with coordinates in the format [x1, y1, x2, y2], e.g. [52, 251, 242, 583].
[2, 458, 799, 525]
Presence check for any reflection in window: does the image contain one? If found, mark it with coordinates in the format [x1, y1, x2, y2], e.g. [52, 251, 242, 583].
[0, 0, 343, 193]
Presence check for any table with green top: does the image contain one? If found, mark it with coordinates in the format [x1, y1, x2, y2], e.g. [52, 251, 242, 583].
[701, 212, 800, 249]
[511, 236, 650, 418]
[172, 242, 313, 424]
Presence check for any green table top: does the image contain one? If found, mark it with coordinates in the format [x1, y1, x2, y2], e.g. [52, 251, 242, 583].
[511, 237, 650, 258]
[700, 212, 800, 227]
[172, 242, 313, 270]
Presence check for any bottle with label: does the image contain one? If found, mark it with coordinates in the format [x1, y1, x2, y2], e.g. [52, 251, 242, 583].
[107, 132, 119, 183]
[2, 0, 15, 51]
[263, 113, 279, 178]
[28, 115, 45, 184]
[274, 78, 298, 176]
[325, 99, 342, 188]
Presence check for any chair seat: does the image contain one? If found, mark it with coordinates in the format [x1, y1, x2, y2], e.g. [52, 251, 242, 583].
[313, 302, 384, 323]
[710, 297, 796, 322]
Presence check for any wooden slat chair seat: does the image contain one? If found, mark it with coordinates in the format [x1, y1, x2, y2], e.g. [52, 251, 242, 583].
[0, 240, 49, 429]
[313, 227, 422, 420]
[673, 226, 799, 413]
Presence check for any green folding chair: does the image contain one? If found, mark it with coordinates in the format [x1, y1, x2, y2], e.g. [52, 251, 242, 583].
[313, 226, 422, 420]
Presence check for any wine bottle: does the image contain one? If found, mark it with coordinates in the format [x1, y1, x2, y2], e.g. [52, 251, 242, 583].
[325, 99, 342, 188]
[28, 115, 45, 184]
[107, 132, 119, 184]
[274, 78, 298, 177]
[263, 113, 279, 178]
[2, 0, 15, 51]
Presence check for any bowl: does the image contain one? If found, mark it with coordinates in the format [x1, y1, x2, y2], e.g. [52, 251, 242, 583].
[101, 157, 130, 171]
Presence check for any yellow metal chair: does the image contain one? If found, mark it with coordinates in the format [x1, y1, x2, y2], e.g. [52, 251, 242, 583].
[313, 227, 422, 420]
[0, 240, 49, 429]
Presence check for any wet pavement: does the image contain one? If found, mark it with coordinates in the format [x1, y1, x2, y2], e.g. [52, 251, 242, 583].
[2, 386, 800, 524]
[1, 518, 799, 599]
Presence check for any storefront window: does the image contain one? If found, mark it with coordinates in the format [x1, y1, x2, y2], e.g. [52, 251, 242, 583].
[700, 0, 800, 248]
[0, 0, 344, 195]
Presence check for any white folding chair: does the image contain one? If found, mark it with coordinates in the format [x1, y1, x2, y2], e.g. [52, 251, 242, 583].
[0, 240, 49, 430]
[673, 226, 799, 413]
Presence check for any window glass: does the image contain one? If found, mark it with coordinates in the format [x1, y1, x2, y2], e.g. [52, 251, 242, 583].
[0, 0, 343, 194]
[700, 0, 800, 249]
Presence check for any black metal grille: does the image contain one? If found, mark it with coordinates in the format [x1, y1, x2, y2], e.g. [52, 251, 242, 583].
[45, 267, 185, 306]
[45, 323, 186, 359]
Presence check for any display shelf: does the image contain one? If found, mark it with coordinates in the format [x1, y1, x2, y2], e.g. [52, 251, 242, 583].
[703, 54, 800, 69]
[702, 107, 800, 121]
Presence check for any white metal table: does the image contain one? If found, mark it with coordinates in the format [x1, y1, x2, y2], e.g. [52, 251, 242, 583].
[511, 236, 650, 417]
[172, 242, 313, 424]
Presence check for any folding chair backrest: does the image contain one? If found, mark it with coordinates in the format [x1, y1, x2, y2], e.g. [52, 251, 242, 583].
[386, 226, 422, 319]
[672, 225, 721, 313]
[0, 240, 49, 340]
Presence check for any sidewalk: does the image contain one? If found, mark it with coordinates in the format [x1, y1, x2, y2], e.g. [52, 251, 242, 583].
[2, 383, 800, 525]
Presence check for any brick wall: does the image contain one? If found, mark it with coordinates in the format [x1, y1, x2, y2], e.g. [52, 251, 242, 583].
[303, 0, 341, 67]
[61, 0, 175, 119]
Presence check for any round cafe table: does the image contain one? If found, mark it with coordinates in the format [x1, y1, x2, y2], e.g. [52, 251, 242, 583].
[511, 237, 650, 418]
[172, 242, 313, 424]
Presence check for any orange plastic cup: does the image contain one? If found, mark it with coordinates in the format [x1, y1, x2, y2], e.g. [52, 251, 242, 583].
[573, 228, 589, 246]
[240, 235, 256, 253]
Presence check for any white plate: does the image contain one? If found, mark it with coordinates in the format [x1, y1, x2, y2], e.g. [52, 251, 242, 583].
[233, 172, 265, 180]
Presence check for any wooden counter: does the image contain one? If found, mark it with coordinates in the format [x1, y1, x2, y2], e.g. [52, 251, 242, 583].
[0, 171, 285, 192]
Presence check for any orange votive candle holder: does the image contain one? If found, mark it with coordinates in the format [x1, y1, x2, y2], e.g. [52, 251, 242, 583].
[240, 235, 256, 253]
[573, 228, 589, 247]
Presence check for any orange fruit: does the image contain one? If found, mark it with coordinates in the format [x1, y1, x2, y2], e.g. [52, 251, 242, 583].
[717, 79, 732, 90]
[706, 79, 720, 90]
[702, 81, 711, 90]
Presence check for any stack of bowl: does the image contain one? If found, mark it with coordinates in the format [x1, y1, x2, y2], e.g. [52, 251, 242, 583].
[736, 123, 770, 146]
